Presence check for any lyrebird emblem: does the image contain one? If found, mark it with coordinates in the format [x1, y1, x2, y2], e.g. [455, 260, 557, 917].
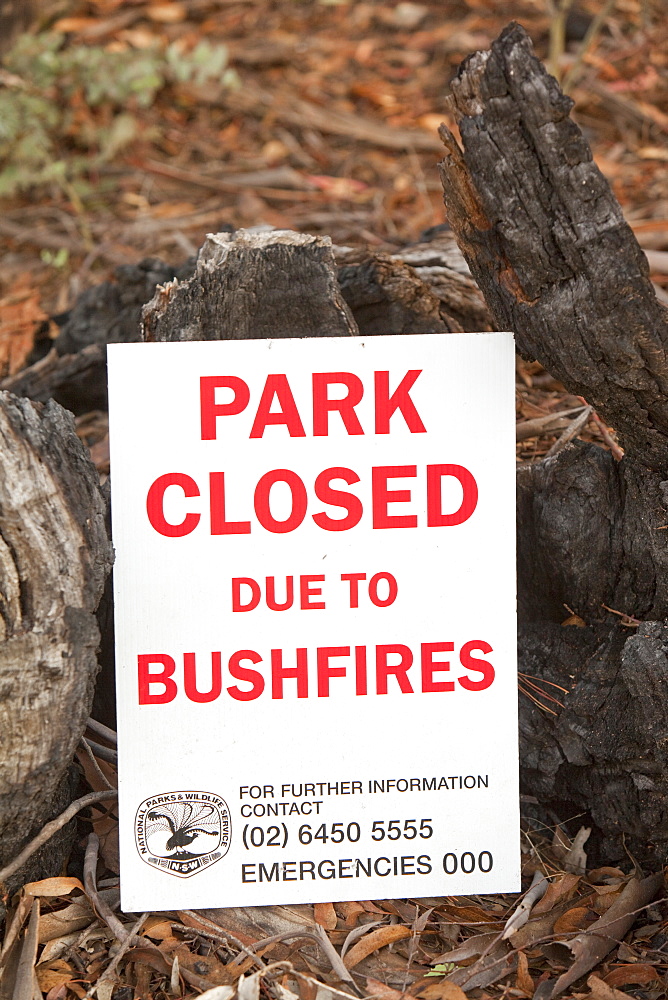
[136, 791, 231, 877]
[146, 801, 220, 854]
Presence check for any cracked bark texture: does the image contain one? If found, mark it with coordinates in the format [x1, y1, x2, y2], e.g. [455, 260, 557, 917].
[440, 23, 668, 863]
[439, 21, 668, 473]
[0, 394, 113, 901]
[141, 230, 359, 342]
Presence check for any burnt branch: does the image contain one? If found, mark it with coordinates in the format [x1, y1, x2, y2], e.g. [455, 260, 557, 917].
[439, 22, 668, 472]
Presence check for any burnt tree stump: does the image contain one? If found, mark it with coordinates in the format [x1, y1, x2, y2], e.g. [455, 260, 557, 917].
[439, 23, 668, 864]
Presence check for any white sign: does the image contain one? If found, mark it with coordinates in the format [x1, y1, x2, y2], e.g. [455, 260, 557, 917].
[107, 332, 519, 911]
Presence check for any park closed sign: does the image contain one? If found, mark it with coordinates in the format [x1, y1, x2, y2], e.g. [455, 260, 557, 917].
[107, 331, 520, 911]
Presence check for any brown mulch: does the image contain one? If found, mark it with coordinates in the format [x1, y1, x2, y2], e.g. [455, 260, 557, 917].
[0, 0, 666, 310]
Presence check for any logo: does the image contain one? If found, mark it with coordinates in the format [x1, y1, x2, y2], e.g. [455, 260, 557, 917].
[135, 791, 231, 877]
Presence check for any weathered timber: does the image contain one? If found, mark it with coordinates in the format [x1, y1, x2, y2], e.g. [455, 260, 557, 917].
[337, 254, 459, 333]
[142, 230, 358, 342]
[391, 229, 493, 331]
[439, 23, 668, 863]
[0, 394, 113, 903]
[335, 231, 492, 333]
[439, 22, 668, 473]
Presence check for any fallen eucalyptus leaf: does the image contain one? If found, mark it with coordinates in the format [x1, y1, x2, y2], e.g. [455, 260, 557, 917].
[543, 872, 664, 998]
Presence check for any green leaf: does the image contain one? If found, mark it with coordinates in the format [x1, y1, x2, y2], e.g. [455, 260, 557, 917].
[425, 963, 457, 977]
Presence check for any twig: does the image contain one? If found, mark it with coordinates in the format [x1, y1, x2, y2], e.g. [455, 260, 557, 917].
[589, 410, 624, 460]
[518, 682, 559, 715]
[79, 738, 117, 788]
[0, 790, 117, 886]
[88, 911, 149, 997]
[84, 739, 118, 766]
[229, 930, 324, 965]
[547, 0, 577, 81]
[602, 603, 641, 626]
[516, 406, 586, 442]
[519, 672, 570, 694]
[518, 674, 566, 709]
[86, 718, 118, 748]
[84, 833, 128, 942]
[574, 396, 624, 459]
[562, 0, 617, 93]
[63, 920, 104, 975]
[544, 406, 592, 458]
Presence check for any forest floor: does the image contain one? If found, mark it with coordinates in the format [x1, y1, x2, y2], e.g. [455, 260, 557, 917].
[1, 1, 668, 999]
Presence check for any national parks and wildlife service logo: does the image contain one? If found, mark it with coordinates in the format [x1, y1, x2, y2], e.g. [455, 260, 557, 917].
[135, 791, 230, 877]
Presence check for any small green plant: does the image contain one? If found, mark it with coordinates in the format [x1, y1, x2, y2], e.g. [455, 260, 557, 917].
[425, 963, 457, 977]
[40, 247, 69, 269]
[0, 33, 239, 197]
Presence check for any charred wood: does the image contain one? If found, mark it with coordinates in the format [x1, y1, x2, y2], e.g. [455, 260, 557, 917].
[141, 231, 358, 342]
[440, 23, 668, 861]
[439, 22, 668, 473]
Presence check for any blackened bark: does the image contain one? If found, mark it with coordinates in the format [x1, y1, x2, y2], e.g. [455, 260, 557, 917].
[1, 344, 107, 412]
[439, 22, 668, 473]
[141, 231, 358, 342]
[1, 259, 195, 413]
[517, 444, 668, 625]
[439, 23, 668, 861]
[519, 621, 668, 866]
[1, 232, 487, 413]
